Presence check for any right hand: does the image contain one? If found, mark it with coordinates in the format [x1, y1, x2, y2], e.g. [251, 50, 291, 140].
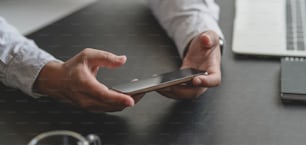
[158, 31, 222, 99]
[34, 48, 141, 112]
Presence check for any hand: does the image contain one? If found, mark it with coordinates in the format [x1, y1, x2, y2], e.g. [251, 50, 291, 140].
[34, 48, 142, 112]
[158, 30, 222, 99]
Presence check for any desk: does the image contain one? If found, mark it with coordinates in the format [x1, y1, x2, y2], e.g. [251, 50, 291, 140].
[1, 0, 306, 145]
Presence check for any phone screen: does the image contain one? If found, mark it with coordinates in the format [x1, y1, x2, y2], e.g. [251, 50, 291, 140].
[111, 68, 206, 95]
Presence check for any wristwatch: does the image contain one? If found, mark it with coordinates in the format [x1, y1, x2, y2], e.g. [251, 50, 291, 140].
[219, 37, 224, 54]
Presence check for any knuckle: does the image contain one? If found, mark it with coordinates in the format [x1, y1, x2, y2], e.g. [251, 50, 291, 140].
[82, 48, 93, 54]
[78, 49, 90, 61]
[79, 48, 93, 58]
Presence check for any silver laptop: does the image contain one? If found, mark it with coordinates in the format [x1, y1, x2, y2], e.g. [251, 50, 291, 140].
[0, 0, 96, 35]
[232, 0, 306, 57]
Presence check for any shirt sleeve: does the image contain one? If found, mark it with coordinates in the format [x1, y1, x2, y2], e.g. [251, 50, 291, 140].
[0, 17, 61, 97]
[148, 0, 224, 58]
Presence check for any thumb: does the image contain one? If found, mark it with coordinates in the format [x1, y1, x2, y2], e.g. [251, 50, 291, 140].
[199, 31, 219, 49]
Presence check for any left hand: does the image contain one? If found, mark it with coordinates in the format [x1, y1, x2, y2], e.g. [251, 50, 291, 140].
[34, 48, 142, 112]
[158, 30, 222, 99]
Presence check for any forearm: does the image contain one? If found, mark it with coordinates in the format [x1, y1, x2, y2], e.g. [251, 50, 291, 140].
[148, 0, 224, 58]
[0, 17, 60, 97]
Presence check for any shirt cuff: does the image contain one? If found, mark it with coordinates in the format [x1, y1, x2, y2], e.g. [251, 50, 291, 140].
[2, 39, 61, 98]
[174, 13, 224, 58]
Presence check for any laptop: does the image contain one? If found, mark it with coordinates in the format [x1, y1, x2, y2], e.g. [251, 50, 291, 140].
[232, 0, 306, 57]
[0, 0, 96, 35]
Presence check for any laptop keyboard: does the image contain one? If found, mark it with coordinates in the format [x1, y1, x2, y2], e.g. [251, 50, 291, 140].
[287, 0, 306, 51]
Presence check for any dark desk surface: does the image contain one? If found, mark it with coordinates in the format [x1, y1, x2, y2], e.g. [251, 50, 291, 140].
[2, 0, 306, 145]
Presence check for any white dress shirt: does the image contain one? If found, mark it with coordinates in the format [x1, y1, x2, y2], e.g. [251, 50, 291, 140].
[148, 0, 223, 57]
[0, 18, 59, 97]
[0, 0, 223, 97]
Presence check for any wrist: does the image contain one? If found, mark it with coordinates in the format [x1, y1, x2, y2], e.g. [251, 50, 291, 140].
[33, 61, 64, 96]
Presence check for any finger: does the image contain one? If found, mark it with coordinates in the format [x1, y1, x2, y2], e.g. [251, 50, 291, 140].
[81, 48, 127, 68]
[193, 58, 221, 87]
[193, 71, 221, 87]
[200, 31, 219, 49]
[82, 77, 135, 107]
[102, 88, 135, 106]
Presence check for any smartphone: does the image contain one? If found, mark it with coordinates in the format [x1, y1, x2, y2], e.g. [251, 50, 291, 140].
[111, 68, 207, 95]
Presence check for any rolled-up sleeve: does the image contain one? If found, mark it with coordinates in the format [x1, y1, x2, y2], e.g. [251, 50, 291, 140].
[0, 17, 60, 97]
[148, 0, 224, 58]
